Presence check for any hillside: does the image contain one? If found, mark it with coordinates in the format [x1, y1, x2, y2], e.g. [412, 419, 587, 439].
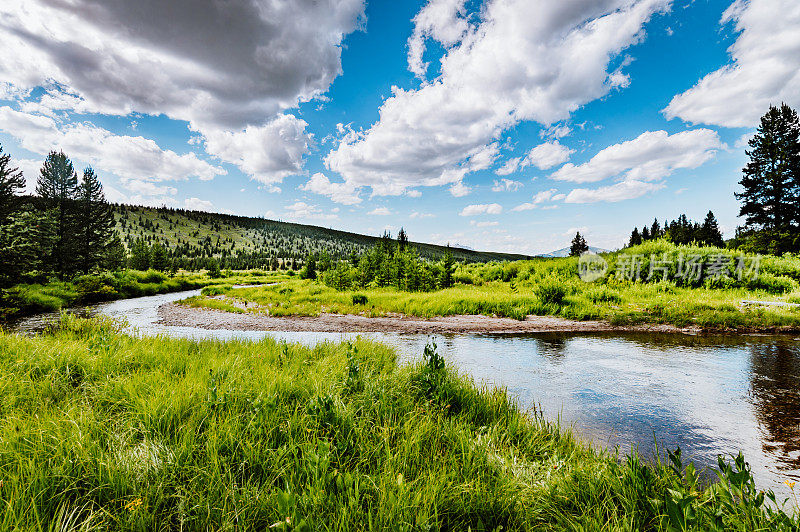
[113, 204, 532, 270]
[538, 246, 612, 258]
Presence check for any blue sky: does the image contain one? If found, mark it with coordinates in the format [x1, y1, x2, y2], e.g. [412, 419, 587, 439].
[0, 0, 798, 254]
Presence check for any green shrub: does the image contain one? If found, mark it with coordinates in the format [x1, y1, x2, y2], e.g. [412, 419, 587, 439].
[351, 294, 368, 305]
[534, 278, 567, 306]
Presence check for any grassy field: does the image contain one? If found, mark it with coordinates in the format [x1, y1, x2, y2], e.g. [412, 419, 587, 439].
[0, 316, 797, 530]
[0, 270, 286, 323]
[183, 242, 800, 331]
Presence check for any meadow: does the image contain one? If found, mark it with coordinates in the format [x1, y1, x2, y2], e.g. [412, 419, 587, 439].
[0, 270, 285, 323]
[183, 241, 800, 331]
[0, 315, 797, 530]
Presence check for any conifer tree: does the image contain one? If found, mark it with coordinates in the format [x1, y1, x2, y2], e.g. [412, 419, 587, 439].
[569, 232, 589, 256]
[129, 238, 151, 270]
[76, 167, 115, 273]
[0, 143, 25, 225]
[701, 210, 724, 248]
[736, 103, 800, 252]
[441, 247, 455, 288]
[36, 151, 79, 277]
[150, 242, 170, 272]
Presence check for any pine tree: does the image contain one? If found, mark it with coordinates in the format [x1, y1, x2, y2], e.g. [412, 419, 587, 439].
[650, 219, 661, 239]
[129, 238, 150, 270]
[0, 143, 25, 225]
[628, 227, 642, 247]
[150, 242, 170, 272]
[441, 247, 455, 288]
[569, 232, 589, 256]
[397, 227, 408, 250]
[701, 210, 724, 248]
[36, 151, 79, 277]
[735, 104, 800, 252]
[0, 210, 55, 287]
[103, 232, 127, 271]
[76, 167, 115, 273]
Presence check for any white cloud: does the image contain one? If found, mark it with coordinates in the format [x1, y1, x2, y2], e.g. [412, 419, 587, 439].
[0, 106, 225, 188]
[410, 211, 436, 219]
[491, 178, 523, 192]
[470, 220, 500, 227]
[540, 123, 572, 139]
[550, 129, 723, 183]
[184, 197, 214, 212]
[459, 203, 503, 216]
[408, 0, 471, 79]
[511, 188, 559, 211]
[0, 0, 365, 183]
[664, 0, 800, 127]
[200, 115, 309, 184]
[564, 180, 665, 203]
[326, 0, 670, 196]
[368, 206, 392, 216]
[285, 201, 338, 221]
[300, 172, 361, 205]
[497, 141, 574, 175]
[449, 181, 472, 197]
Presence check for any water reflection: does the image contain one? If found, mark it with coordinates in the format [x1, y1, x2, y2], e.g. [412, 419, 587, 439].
[749, 342, 800, 473]
[8, 291, 800, 499]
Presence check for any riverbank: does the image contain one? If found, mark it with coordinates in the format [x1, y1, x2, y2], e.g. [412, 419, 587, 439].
[159, 300, 702, 334]
[0, 270, 283, 324]
[0, 315, 796, 529]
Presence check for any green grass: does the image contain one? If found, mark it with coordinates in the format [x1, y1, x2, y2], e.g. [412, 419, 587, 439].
[183, 247, 800, 331]
[0, 270, 287, 322]
[0, 316, 797, 530]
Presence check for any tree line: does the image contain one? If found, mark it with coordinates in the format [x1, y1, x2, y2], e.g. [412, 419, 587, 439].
[0, 148, 122, 288]
[627, 211, 724, 248]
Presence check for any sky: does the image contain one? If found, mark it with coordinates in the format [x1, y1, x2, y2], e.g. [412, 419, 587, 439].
[0, 0, 798, 254]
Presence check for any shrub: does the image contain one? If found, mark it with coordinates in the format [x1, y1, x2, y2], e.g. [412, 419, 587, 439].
[351, 294, 368, 305]
[534, 278, 567, 306]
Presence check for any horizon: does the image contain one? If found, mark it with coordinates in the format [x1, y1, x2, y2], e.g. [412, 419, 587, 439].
[1, 0, 797, 254]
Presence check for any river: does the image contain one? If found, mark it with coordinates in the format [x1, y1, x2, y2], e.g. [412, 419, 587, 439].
[12, 289, 800, 500]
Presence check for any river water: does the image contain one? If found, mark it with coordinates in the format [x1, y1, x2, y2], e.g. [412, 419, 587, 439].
[12, 290, 800, 499]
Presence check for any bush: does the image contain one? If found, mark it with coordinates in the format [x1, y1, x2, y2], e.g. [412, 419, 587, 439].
[351, 294, 368, 305]
[585, 286, 622, 304]
[534, 278, 567, 306]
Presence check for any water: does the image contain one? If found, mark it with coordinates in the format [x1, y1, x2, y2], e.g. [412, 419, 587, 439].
[12, 290, 800, 499]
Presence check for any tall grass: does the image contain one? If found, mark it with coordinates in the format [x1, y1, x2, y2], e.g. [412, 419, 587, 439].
[0, 317, 796, 529]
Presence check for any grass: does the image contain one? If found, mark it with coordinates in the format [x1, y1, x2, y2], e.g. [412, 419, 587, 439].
[0, 315, 797, 530]
[0, 270, 287, 323]
[182, 242, 800, 331]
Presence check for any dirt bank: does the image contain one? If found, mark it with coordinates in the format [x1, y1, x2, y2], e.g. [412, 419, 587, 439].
[157, 302, 702, 334]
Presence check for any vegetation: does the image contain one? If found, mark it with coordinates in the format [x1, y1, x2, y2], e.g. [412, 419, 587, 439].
[627, 211, 724, 248]
[734, 103, 800, 254]
[0, 316, 796, 529]
[569, 231, 588, 256]
[184, 240, 800, 331]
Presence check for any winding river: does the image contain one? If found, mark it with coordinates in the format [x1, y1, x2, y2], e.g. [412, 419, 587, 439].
[12, 289, 800, 500]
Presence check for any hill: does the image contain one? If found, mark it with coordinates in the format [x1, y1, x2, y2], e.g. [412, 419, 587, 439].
[538, 246, 611, 258]
[113, 204, 532, 270]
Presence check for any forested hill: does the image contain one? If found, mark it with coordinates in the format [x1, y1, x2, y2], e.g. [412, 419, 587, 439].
[113, 204, 531, 270]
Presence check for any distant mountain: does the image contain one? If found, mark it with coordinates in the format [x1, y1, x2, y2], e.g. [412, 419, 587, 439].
[451, 243, 475, 251]
[537, 246, 611, 258]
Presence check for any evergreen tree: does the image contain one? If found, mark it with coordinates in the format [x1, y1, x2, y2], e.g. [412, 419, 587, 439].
[569, 232, 589, 256]
[641, 226, 651, 241]
[701, 210, 724, 248]
[441, 247, 455, 288]
[103, 232, 127, 271]
[0, 143, 25, 225]
[650, 219, 661, 239]
[129, 238, 150, 270]
[150, 242, 170, 272]
[735, 104, 800, 252]
[36, 151, 79, 277]
[628, 227, 642, 247]
[397, 227, 408, 250]
[0, 210, 55, 287]
[76, 167, 115, 273]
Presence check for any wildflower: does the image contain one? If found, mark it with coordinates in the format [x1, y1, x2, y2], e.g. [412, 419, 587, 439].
[124, 498, 143, 511]
[785, 480, 796, 490]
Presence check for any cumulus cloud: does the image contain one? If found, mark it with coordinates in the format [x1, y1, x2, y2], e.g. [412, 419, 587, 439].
[285, 201, 338, 221]
[0, 0, 366, 183]
[368, 207, 392, 216]
[326, 0, 669, 196]
[184, 197, 214, 212]
[564, 180, 665, 203]
[459, 203, 503, 216]
[496, 141, 574, 175]
[664, 0, 800, 127]
[407, 0, 471, 79]
[410, 211, 436, 219]
[491, 178, 523, 192]
[511, 188, 561, 211]
[550, 129, 723, 183]
[0, 106, 225, 189]
[301, 172, 361, 205]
